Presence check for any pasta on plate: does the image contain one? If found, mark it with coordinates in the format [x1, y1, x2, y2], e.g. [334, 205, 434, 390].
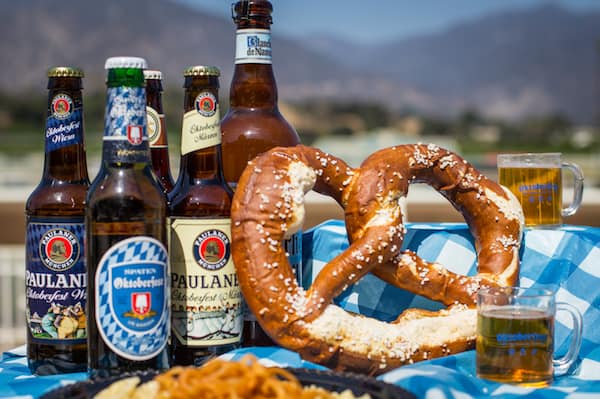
[94, 355, 371, 399]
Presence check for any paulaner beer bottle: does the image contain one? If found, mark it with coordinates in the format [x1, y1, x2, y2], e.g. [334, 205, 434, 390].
[221, 0, 302, 347]
[169, 66, 242, 365]
[86, 57, 169, 378]
[145, 69, 175, 194]
[25, 66, 90, 375]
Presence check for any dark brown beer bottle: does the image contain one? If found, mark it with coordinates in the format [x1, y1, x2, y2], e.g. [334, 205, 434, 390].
[221, 0, 302, 347]
[25, 66, 90, 375]
[169, 66, 242, 366]
[86, 57, 169, 378]
[145, 69, 175, 194]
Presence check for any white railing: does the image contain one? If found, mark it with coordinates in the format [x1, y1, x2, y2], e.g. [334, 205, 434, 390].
[0, 245, 26, 351]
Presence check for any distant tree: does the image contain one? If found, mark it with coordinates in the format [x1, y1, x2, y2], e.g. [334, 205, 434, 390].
[297, 128, 320, 145]
[331, 126, 354, 136]
[520, 113, 571, 141]
[457, 108, 483, 127]
[353, 103, 389, 130]
[421, 116, 451, 136]
[3, 91, 45, 130]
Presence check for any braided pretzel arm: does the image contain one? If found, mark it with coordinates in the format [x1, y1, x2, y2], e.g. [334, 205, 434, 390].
[231, 147, 399, 339]
[348, 144, 523, 308]
[231, 144, 524, 375]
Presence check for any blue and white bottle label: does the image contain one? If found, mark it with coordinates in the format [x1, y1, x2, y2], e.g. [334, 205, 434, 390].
[26, 217, 87, 344]
[95, 236, 169, 361]
[103, 86, 149, 163]
[45, 93, 83, 152]
[235, 29, 272, 64]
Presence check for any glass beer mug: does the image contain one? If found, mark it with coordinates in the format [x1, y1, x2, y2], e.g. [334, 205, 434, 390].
[476, 287, 583, 387]
[497, 153, 584, 227]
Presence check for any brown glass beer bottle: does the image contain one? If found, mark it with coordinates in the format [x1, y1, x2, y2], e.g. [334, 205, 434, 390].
[145, 69, 175, 194]
[221, 0, 302, 347]
[169, 66, 242, 366]
[86, 57, 169, 378]
[25, 66, 90, 375]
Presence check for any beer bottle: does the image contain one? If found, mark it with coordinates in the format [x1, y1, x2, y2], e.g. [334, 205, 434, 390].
[221, 0, 302, 347]
[169, 66, 242, 366]
[25, 66, 89, 375]
[86, 57, 169, 378]
[145, 69, 175, 194]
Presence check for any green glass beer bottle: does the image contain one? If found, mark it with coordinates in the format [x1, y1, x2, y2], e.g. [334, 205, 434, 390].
[25, 66, 89, 375]
[86, 57, 169, 378]
[169, 66, 242, 366]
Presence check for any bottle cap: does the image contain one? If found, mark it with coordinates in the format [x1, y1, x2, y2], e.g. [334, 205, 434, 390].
[47, 66, 84, 78]
[232, 0, 273, 24]
[104, 56, 148, 70]
[144, 69, 163, 80]
[183, 65, 220, 77]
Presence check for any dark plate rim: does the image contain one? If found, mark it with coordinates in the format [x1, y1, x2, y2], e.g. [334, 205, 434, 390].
[40, 367, 416, 399]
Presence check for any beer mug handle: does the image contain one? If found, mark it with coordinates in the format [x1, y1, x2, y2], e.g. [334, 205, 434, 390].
[561, 162, 584, 217]
[553, 302, 583, 376]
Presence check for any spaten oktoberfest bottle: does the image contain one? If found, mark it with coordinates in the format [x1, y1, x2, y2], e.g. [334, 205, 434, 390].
[86, 57, 169, 378]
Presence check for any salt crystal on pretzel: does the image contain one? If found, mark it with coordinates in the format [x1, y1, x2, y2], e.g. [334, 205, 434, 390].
[231, 144, 524, 375]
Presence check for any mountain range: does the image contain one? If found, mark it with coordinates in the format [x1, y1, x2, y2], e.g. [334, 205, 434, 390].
[1, 0, 599, 123]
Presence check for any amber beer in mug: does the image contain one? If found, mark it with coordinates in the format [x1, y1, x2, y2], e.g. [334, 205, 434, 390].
[477, 287, 582, 387]
[497, 153, 583, 227]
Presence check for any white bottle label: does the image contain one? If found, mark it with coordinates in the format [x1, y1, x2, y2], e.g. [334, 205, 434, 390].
[235, 29, 272, 65]
[169, 218, 243, 346]
[146, 106, 166, 148]
[180, 92, 221, 155]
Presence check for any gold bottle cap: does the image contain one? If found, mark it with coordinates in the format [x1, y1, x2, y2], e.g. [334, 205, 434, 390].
[47, 66, 84, 78]
[144, 69, 163, 80]
[183, 65, 220, 77]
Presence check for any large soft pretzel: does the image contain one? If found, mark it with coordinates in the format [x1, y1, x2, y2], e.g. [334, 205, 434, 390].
[231, 144, 523, 375]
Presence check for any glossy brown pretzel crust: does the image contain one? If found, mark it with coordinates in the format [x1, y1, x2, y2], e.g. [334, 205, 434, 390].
[231, 144, 523, 375]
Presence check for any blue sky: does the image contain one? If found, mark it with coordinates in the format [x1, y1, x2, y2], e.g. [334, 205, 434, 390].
[179, 0, 600, 43]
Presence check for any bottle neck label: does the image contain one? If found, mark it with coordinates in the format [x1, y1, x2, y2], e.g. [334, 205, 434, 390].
[181, 92, 221, 155]
[26, 216, 87, 344]
[45, 93, 83, 153]
[235, 28, 272, 64]
[95, 236, 169, 361]
[284, 231, 303, 283]
[146, 106, 167, 148]
[103, 87, 150, 163]
[169, 217, 242, 346]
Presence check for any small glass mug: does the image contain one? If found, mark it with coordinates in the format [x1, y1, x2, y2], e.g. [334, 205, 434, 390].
[497, 153, 584, 227]
[476, 287, 583, 387]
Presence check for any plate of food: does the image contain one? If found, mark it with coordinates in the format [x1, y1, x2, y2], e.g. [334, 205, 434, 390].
[39, 355, 415, 399]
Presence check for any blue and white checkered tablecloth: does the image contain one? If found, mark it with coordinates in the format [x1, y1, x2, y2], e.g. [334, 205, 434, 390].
[294, 220, 600, 398]
[2, 220, 599, 398]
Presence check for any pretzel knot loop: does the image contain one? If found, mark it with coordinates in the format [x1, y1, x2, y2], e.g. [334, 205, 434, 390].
[231, 144, 524, 375]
